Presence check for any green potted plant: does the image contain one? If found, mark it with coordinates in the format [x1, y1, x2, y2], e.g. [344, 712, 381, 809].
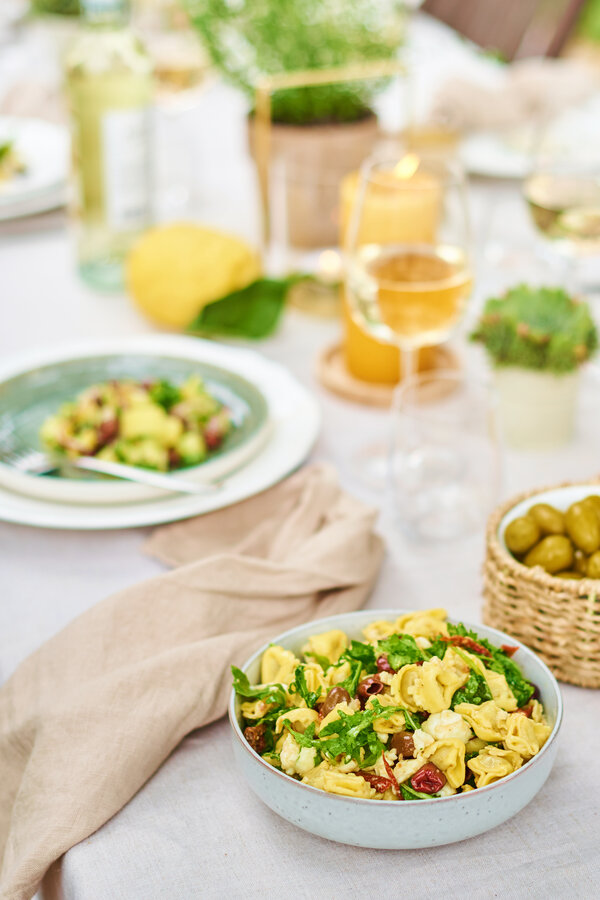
[185, 0, 405, 248]
[471, 284, 598, 450]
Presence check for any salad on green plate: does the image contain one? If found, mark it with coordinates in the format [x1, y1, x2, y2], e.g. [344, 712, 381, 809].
[39, 375, 232, 472]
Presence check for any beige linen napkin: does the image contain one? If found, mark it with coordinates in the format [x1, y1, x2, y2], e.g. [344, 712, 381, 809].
[0, 463, 384, 900]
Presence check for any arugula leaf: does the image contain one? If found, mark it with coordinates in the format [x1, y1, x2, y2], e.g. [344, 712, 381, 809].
[451, 671, 493, 708]
[444, 624, 535, 708]
[305, 651, 333, 671]
[231, 666, 286, 707]
[262, 751, 281, 766]
[149, 379, 181, 410]
[340, 640, 377, 673]
[317, 699, 407, 766]
[187, 277, 301, 340]
[377, 634, 426, 670]
[425, 637, 448, 660]
[281, 720, 320, 750]
[400, 708, 422, 732]
[335, 659, 365, 698]
[289, 665, 322, 709]
[400, 783, 440, 800]
[447, 622, 479, 640]
[486, 654, 534, 708]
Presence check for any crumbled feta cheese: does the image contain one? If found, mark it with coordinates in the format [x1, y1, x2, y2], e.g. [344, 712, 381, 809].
[280, 734, 317, 776]
[438, 784, 457, 797]
[421, 710, 473, 743]
[412, 728, 435, 753]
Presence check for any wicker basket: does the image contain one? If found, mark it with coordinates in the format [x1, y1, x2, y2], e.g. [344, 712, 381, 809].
[483, 483, 600, 689]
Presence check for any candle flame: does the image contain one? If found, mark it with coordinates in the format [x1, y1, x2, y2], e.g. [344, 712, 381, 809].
[317, 249, 343, 282]
[393, 153, 420, 180]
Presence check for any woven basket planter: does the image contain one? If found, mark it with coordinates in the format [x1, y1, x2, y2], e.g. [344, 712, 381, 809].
[483, 482, 600, 689]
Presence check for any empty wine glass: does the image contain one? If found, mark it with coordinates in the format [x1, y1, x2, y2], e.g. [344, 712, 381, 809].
[390, 370, 502, 541]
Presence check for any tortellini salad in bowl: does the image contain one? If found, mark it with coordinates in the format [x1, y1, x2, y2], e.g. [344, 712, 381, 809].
[232, 609, 553, 801]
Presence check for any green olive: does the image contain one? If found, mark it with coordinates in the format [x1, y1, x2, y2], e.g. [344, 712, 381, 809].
[528, 503, 565, 535]
[524, 535, 574, 574]
[555, 571, 583, 580]
[505, 516, 541, 555]
[586, 551, 600, 579]
[582, 495, 600, 523]
[574, 549, 588, 576]
[565, 501, 600, 554]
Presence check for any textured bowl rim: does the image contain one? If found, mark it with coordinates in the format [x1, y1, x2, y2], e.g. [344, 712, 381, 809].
[228, 609, 563, 807]
[490, 481, 600, 591]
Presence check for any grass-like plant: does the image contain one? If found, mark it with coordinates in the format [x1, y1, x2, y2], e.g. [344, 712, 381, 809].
[31, 0, 80, 14]
[470, 284, 598, 374]
[185, 0, 405, 125]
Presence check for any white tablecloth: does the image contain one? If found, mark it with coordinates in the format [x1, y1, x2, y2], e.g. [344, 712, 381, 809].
[2, 15, 600, 900]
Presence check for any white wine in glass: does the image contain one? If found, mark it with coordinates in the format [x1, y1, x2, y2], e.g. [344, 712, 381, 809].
[345, 155, 472, 380]
[524, 171, 600, 257]
[348, 242, 471, 350]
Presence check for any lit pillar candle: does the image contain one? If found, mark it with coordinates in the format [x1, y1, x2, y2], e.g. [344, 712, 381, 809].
[339, 156, 441, 384]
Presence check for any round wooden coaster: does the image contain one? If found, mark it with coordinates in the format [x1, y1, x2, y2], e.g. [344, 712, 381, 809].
[315, 343, 460, 407]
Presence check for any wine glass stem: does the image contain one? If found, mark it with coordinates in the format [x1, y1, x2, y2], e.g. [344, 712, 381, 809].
[400, 346, 417, 384]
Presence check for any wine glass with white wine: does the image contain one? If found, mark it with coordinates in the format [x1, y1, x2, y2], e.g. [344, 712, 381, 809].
[523, 107, 600, 290]
[344, 152, 472, 488]
[345, 153, 472, 384]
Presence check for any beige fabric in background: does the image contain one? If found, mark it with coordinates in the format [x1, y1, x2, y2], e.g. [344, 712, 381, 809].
[0, 464, 384, 900]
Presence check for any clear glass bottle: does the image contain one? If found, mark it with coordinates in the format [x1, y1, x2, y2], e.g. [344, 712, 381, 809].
[65, 0, 153, 291]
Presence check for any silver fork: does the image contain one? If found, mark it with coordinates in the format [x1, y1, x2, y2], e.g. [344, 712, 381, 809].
[1, 445, 222, 495]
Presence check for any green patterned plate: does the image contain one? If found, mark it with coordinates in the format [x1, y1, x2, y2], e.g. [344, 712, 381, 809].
[0, 342, 270, 505]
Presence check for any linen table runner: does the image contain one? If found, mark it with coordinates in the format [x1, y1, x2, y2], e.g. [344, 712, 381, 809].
[0, 463, 384, 900]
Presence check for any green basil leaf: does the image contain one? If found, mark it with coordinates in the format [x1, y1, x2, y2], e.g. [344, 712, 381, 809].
[187, 277, 298, 340]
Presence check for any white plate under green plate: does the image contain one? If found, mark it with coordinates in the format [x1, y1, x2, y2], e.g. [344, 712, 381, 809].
[0, 337, 274, 505]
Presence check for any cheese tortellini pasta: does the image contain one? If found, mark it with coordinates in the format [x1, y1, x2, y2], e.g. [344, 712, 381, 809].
[233, 609, 552, 801]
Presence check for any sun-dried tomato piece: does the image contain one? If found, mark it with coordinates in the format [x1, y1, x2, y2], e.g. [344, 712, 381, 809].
[501, 644, 519, 657]
[357, 771, 394, 793]
[357, 675, 384, 707]
[515, 703, 533, 718]
[441, 635, 492, 657]
[244, 723, 267, 755]
[411, 763, 446, 794]
[97, 418, 119, 447]
[376, 654, 395, 674]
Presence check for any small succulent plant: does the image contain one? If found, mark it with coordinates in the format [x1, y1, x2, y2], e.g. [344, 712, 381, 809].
[470, 284, 598, 374]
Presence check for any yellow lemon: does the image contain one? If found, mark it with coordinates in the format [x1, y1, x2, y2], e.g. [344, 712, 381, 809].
[126, 223, 262, 329]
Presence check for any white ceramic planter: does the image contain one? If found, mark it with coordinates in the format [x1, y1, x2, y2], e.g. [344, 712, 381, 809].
[494, 367, 579, 451]
[229, 610, 563, 850]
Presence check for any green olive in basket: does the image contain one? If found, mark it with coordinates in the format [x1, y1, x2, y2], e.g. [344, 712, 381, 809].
[574, 549, 588, 576]
[524, 535, 574, 574]
[528, 503, 565, 536]
[505, 516, 541, 555]
[555, 571, 583, 580]
[565, 501, 600, 555]
[582, 495, 600, 522]
[586, 551, 600, 579]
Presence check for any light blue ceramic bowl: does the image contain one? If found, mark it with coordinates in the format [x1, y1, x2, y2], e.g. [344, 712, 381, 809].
[229, 609, 563, 849]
